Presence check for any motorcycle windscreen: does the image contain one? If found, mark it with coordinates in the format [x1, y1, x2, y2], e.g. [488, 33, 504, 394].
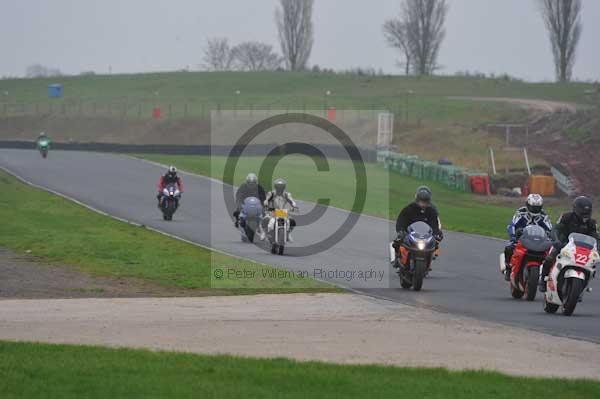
[407, 221, 432, 239]
[520, 225, 551, 253]
[569, 233, 597, 250]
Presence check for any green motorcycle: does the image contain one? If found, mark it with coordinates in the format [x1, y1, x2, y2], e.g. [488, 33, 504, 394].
[38, 139, 50, 158]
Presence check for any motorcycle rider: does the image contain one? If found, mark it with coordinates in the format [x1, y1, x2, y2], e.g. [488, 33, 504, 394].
[36, 131, 51, 148]
[156, 166, 184, 208]
[503, 194, 552, 281]
[233, 173, 266, 228]
[539, 196, 600, 292]
[393, 186, 443, 268]
[261, 178, 297, 242]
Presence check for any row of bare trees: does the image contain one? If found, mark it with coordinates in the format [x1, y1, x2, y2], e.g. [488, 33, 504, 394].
[202, 0, 583, 81]
[202, 39, 281, 71]
[203, 0, 314, 72]
[383, 0, 583, 82]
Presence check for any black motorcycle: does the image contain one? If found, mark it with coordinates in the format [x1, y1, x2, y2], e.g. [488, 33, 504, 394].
[160, 183, 181, 221]
[392, 222, 437, 291]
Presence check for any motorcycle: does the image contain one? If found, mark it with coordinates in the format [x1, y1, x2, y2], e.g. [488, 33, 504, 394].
[543, 233, 598, 316]
[239, 197, 264, 243]
[160, 183, 181, 221]
[389, 221, 437, 291]
[499, 225, 551, 301]
[38, 139, 50, 158]
[267, 207, 296, 255]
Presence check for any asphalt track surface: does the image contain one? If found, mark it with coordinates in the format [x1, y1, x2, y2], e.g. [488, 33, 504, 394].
[1, 149, 599, 343]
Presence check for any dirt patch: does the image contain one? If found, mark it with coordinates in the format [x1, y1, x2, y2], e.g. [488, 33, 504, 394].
[0, 247, 216, 299]
[1, 293, 599, 379]
[449, 96, 582, 114]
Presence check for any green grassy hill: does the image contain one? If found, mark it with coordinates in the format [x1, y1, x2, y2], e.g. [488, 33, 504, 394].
[0, 72, 595, 123]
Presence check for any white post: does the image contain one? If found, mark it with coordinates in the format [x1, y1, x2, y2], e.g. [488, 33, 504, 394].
[523, 147, 532, 176]
[489, 147, 497, 175]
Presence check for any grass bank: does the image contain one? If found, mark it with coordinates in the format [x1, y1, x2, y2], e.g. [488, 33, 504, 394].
[1, 72, 594, 123]
[1, 341, 598, 399]
[0, 171, 335, 293]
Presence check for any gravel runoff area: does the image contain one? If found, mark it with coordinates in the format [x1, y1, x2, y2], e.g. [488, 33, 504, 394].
[1, 293, 599, 380]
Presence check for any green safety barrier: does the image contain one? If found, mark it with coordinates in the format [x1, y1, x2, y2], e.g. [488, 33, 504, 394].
[378, 150, 485, 193]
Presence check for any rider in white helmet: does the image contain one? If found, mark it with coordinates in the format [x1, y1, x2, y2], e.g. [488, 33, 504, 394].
[503, 193, 552, 281]
[261, 178, 298, 242]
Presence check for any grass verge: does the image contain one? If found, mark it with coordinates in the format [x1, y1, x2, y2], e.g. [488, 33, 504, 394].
[0, 341, 598, 399]
[0, 170, 335, 293]
[138, 154, 566, 239]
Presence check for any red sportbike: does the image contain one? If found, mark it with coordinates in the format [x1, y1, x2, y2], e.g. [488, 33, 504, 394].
[500, 225, 552, 301]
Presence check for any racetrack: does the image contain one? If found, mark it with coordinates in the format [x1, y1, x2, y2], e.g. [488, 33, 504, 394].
[1, 149, 599, 343]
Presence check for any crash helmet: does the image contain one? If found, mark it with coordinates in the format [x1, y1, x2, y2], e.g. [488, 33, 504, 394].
[273, 178, 287, 196]
[573, 196, 593, 223]
[415, 186, 432, 209]
[526, 194, 544, 215]
[246, 173, 258, 187]
[167, 165, 178, 179]
[39, 131, 47, 137]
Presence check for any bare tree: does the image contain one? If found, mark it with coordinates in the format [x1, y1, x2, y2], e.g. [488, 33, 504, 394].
[202, 37, 236, 71]
[383, 19, 412, 75]
[275, 0, 314, 71]
[233, 42, 282, 71]
[25, 64, 62, 78]
[538, 0, 582, 82]
[384, 0, 448, 76]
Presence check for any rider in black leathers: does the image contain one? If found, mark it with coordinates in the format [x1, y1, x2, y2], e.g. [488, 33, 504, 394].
[233, 173, 266, 228]
[395, 186, 443, 241]
[539, 196, 600, 292]
[393, 186, 443, 268]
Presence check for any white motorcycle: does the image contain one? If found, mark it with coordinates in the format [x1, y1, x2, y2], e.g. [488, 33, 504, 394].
[267, 207, 296, 255]
[543, 233, 598, 316]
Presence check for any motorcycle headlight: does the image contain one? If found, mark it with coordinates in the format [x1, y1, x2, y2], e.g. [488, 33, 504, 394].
[417, 240, 426, 251]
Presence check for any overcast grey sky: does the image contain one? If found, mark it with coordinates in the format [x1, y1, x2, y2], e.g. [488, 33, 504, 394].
[1, 0, 598, 81]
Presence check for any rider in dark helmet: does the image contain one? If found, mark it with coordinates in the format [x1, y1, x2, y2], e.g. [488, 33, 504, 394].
[233, 173, 267, 228]
[393, 186, 443, 267]
[539, 196, 599, 292]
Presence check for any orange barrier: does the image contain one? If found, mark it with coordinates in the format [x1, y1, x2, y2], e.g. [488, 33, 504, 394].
[528, 175, 556, 196]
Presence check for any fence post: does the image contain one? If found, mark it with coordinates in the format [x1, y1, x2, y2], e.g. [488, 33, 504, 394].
[168, 104, 173, 119]
[138, 104, 142, 120]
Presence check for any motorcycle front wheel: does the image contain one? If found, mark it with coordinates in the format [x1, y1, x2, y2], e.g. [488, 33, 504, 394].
[562, 278, 584, 316]
[525, 267, 539, 302]
[412, 259, 427, 291]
